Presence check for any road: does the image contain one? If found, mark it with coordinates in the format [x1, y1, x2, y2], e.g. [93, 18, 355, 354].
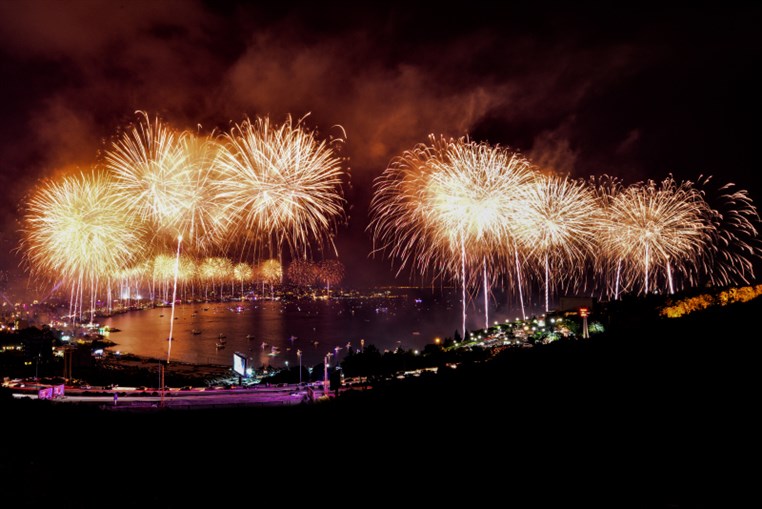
[8, 382, 339, 409]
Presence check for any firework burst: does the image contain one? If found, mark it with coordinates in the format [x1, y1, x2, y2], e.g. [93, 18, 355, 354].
[214, 114, 347, 261]
[368, 135, 452, 283]
[104, 111, 223, 255]
[426, 138, 536, 326]
[317, 259, 345, 296]
[369, 135, 536, 332]
[695, 175, 762, 286]
[19, 169, 145, 321]
[513, 173, 601, 312]
[601, 176, 713, 295]
[287, 258, 319, 287]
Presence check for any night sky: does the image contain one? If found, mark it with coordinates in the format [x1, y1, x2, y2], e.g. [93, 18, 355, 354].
[1, 0, 760, 296]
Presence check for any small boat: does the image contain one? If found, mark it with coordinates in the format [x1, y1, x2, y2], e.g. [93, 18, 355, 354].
[191, 329, 201, 335]
[246, 334, 255, 340]
[215, 342, 226, 349]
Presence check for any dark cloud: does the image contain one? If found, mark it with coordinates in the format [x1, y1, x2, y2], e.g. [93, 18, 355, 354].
[1, 0, 760, 292]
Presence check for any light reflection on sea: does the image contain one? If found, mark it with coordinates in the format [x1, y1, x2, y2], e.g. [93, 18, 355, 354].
[100, 288, 484, 370]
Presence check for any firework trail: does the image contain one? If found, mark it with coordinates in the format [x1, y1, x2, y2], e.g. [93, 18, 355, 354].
[369, 135, 469, 332]
[214, 114, 347, 262]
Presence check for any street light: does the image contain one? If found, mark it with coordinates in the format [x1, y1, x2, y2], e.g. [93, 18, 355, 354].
[324, 352, 332, 395]
[296, 349, 302, 385]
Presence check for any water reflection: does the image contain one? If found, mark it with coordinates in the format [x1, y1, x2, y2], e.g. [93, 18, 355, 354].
[100, 287, 537, 370]
[100, 288, 479, 369]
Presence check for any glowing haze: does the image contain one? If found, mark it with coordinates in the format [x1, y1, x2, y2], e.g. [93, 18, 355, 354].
[1, 1, 761, 297]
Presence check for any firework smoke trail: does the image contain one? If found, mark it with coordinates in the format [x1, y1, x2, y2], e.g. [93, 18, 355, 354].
[602, 176, 713, 296]
[695, 176, 762, 287]
[513, 173, 601, 312]
[214, 115, 347, 263]
[19, 170, 145, 322]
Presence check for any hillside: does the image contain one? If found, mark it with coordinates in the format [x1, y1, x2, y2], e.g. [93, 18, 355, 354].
[1, 295, 757, 507]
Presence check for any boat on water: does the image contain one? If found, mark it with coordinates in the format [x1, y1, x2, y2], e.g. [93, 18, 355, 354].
[191, 329, 201, 335]
[215, 342, 226, 349]
[246, 334, 255, 340]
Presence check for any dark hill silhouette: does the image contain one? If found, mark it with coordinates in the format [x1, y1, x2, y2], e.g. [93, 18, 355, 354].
[1, 295, 756, 507]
